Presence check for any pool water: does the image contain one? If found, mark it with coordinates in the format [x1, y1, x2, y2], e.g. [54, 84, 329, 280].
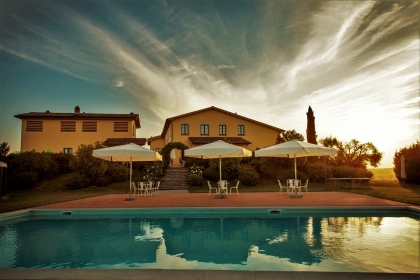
[0, 209, 419, 272]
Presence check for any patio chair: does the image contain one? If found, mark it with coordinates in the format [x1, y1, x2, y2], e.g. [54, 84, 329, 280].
[278, 180, 288, 194]
[208, 181, 218, 195]
[148, 181, 156, 196]
[138, 182, 147, 197]
[153, 181, 161, 196]
[301, 179, 309, 193]
[286, 179, 295, 193]
[131, 182, 137, 196]
[230, 180, 240, 195]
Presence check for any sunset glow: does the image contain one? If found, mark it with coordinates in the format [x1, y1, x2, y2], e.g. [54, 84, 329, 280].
[0, 0, 418, 167]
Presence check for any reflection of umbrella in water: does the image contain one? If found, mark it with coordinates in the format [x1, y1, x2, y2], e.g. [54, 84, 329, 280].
[185, 140, 252, 181]
[92, 143, 162, 200]
[401, 154, 407, 182]
[255, 140, 337, 181]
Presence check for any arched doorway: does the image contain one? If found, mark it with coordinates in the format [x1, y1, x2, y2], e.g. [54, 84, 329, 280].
[161, 142, 189, 168]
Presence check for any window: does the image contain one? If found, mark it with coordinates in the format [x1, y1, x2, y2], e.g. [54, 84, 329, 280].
[26, 121, 43, 132]
[219, 125, 226, 135]
[114, 122, 128, 132]
[238, 125, 245, 135]
[200, 124, 209, 135]
[82, 121, 97, 132]
[181, 124, 189, 135]
[63, 148, 73, 154]
[61, 121, 76, 132]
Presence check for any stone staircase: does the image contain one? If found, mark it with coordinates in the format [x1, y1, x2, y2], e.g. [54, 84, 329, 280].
[160, 166, 189, 190]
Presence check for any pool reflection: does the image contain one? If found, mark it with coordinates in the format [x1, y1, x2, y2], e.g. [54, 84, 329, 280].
[0, 216, 418, 272]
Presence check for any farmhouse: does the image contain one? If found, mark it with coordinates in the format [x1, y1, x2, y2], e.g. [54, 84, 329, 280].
[14, 106, 145, 153]
[148, 106, 284, 165]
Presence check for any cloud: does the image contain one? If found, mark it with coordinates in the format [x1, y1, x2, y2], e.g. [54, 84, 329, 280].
[113, 79, 124, 87]
[0, 0, 418, 167]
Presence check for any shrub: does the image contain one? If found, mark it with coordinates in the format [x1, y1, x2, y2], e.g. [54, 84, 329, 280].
[65, 172, 92, 190]
[238, 165, 260, 186]
[304, 161, 332, 183]
[188, 174, 203, 186]
[69, 142, 107, 182]
[188, 164, 204, 186]
[208, 158, 240, 181]
[203, 167, 220, 181]
[105, 163, 127, 182]
[50, 152, 73, 174]
[393, 141, 420, 184]
[96, 176, 111, 187]
[9, 171, 39, 190]
[331, 165, 373, 178]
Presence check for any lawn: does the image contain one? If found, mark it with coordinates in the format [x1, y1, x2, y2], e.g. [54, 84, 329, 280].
[1, 169, 419, 213]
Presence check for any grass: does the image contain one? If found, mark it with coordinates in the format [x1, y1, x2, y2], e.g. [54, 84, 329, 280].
[1, 170, 419, 213]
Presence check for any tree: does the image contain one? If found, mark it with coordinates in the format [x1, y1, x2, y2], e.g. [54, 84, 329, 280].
[319, 136, 383, 168]
[276, 129, 305, 144]
[69, 142, 107, 183]
[306, 106, 317, 144]
[0, 142, 10, 161]
[393, 141, 420, 184]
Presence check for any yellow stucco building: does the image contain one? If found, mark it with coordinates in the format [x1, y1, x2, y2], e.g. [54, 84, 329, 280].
[148, 106, 284, 165]
[14, 106, 145, 153]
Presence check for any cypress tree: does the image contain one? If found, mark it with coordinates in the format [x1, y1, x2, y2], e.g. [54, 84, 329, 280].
[306, 106, 317, 144]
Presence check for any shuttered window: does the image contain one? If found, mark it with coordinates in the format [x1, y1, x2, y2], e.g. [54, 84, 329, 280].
[26, 121, 43, 132]
[82, 121, 97, 132]
[114, 122, 128, 132]
[61, 121, 76, 132]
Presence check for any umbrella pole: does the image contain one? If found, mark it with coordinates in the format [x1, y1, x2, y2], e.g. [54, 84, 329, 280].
[294, 155, 297, 181]
[125, 158, 135, 201]
[219, 156, 222, 182]
[129, 159, 132, 198]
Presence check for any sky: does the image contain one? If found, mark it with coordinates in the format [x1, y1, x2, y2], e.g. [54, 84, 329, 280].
[0, 0, 419, 168]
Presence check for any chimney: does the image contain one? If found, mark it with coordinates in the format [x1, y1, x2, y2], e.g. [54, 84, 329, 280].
[74, 106, 80, 114]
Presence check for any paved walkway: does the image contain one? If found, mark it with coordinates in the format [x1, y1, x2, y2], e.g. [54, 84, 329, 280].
[37, 191, 413, 209]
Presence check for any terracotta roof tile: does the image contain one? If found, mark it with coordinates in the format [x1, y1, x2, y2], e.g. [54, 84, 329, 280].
[103, 138, 146, 147]
[188, 137, 251, 145]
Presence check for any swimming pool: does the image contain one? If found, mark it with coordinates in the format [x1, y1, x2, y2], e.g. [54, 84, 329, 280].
[0, 207, 419, 272]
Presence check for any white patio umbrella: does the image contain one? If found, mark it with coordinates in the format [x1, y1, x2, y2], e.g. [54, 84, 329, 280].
[92, 143, 162, 200]
[184, 140, 252, 181]
[255, 140, 337, 180]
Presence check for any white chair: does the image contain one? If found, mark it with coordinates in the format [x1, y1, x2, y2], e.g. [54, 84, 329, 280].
[287, 179, 295, 193]
[147, 181, 155, 196]
[301, 179, 309, 193]
[153, 181, 161, 196]
[138, 182, 147, 197]
[208, 181, 217, 195]
[131, 182, 137, 196]
[278, 180, 288, 194]
[230, 180, 240, 195]
[218, 180, 228, 196]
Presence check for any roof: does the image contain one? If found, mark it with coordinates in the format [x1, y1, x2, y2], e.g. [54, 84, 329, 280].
[161, 106, 283, 137]
[14, 111, 141, 128]
[147, 135, 163, 145]
[103, 138, 146, 147]
[188, 137, 251, 145]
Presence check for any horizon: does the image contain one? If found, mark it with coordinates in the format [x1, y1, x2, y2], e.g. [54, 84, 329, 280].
[1, 0, 419, 168]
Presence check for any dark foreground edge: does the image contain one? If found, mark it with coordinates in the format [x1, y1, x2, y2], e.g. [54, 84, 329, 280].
[0, 268, 419, 280]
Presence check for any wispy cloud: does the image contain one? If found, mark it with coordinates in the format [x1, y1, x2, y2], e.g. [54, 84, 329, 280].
[0, 0, 418, 166]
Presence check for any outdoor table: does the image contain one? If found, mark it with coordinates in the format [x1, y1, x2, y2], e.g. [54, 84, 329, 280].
[216, 181, 228, 199]
[327, 178, 370, 189]
[288, 179, 303, 198]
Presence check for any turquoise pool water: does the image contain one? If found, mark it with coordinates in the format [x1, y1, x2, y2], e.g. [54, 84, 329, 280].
[0, 208, 419, 272]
